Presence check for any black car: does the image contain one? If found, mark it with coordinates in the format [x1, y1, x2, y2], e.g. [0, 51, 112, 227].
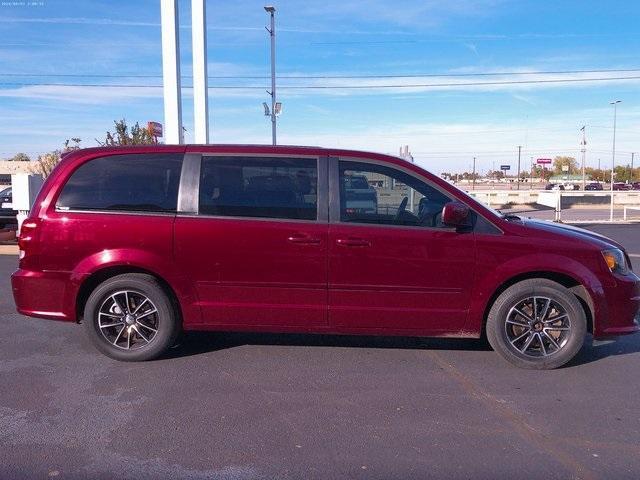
[0, 187, 17, 229]
[585, 182, 604, 191]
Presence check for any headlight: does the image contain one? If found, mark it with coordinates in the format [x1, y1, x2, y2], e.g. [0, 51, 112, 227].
[602, 248, 629, 275]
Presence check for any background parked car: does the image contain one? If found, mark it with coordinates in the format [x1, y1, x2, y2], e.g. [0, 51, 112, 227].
[545, 183, 565, 191]
[613, 182, 632, 191]
[632, 182, 640, 190]
[0, 187, 17, 230]
[343, 173, 378, 214]
[585, 182, 604, 191]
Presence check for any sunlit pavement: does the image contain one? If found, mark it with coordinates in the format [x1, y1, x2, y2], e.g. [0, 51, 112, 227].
[1, 224, 639, 479]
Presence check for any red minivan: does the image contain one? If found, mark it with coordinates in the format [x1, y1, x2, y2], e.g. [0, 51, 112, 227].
[11, 145, 640, 369]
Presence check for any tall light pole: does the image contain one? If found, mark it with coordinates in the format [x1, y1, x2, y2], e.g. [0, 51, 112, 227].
[610, 100, 621, 222]
[580, 125, 586, 190]
[472, 156, 476, 190]
[264, 5, 277, 145]
[516, 145, 522, 190]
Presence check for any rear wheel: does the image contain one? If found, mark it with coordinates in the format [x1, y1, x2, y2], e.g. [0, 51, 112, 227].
[83, 273, 179, 361]
[486, 279, 586, 369]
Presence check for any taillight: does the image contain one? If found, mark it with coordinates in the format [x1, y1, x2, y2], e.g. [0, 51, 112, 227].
[17, 218, 41, 267]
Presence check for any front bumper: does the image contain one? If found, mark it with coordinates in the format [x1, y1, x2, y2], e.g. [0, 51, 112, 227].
[595, 272, 640, 338]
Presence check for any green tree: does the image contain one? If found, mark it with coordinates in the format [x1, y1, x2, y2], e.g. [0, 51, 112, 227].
[30, 138, 82, 178]
[553, 156, 578, 175]
[98, 119, 155, 146]
[8, 152, 31, 162]
[30, 151, 61, 178]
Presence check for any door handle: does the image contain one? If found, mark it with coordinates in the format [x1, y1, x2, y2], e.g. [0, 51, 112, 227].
[336, 237, 371, 247]
[287, 234, 321, 245]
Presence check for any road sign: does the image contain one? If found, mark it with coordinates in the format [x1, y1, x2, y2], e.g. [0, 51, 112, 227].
[500, 165, 511, 171]
[536, 158, 552, 165]
[147, 121, 163, 138]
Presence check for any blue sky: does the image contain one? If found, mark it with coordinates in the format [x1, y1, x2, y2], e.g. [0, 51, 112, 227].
[0, 0, 639, 173]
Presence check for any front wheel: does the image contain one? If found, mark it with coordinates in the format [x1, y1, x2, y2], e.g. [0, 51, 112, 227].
[486, 279, 587, 369]
[83, 273, 180, 361]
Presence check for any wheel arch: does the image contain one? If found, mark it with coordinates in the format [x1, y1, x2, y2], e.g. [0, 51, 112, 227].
[75, 265, 183, 325]
[481, 271, 595, 335]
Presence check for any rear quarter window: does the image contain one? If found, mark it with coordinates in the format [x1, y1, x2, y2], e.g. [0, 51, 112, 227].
[56, 153, 183, 213]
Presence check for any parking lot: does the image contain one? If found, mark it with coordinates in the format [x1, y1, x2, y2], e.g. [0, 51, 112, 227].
[1, 224, 639, 480]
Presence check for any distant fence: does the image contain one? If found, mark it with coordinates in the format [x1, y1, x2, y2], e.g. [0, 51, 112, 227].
[468, 189, 640, 209]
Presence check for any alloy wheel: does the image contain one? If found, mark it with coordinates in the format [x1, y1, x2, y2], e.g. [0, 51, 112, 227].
[97, 290, 159, 350]
[504, 296, 572, 358]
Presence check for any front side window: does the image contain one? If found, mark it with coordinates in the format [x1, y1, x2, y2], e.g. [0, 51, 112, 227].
[339, 161, 452, 228]
[199, 156, 318, 220]
[57, 153, 183, 213]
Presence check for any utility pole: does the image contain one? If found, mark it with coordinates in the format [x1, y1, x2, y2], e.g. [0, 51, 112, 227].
[610, 100, 621, 222]
[631, 152, 635, 183]
[517, 146, 522, 190]
[264, 6, 277, 145]
[472, 156, 476, 190]
[580, 125, 586, 190]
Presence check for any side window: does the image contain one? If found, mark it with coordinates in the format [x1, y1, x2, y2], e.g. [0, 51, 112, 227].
[57, 154, 183, 213]
[199, 156, 318, 220]
[339, 161, 452, 228]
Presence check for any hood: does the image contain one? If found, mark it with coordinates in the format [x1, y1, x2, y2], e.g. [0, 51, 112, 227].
[513, 217, 624, 251]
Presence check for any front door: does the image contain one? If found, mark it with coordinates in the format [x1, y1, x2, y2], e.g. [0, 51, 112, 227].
[174, 154, 328, 328]
[328, 159, 476, 335]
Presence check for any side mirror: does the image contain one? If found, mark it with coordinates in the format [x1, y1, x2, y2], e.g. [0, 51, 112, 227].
[442, 201, 471, 229]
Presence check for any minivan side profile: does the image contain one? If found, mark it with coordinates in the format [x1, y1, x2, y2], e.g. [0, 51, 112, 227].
[12, 145, 640, 369]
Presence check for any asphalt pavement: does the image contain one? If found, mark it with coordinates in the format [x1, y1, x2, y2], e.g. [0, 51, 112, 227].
[1, 224, 640, 480]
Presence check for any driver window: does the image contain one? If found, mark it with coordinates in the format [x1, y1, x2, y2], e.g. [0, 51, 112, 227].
[339, 160, 452, 228]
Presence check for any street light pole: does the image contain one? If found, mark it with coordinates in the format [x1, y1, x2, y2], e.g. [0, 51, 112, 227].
[472, 156, 476, 190]
[610, 100, 621, 222]
[516, 146, 522, 190]
[580, 125, 586, 190]
[264, 6, 277, 145]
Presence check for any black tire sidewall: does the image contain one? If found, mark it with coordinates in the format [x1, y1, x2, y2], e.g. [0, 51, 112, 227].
[487, 280, 586, 369]
[83, 275, 178, 362]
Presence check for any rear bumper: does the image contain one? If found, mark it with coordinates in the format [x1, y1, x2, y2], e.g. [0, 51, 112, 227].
[594, 272, 640, 338]
[11, 268, 77, 321]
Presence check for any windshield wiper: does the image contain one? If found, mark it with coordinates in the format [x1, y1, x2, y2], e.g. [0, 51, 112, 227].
[501, 214, 522, 221]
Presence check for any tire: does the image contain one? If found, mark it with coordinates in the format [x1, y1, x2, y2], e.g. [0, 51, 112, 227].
[486, 279, 586, 369]
[83, 273, 180, 361]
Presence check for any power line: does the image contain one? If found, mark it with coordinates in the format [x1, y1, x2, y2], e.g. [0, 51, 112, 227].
[2, 75, 639, 89]
[1, 67, 639, 80]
